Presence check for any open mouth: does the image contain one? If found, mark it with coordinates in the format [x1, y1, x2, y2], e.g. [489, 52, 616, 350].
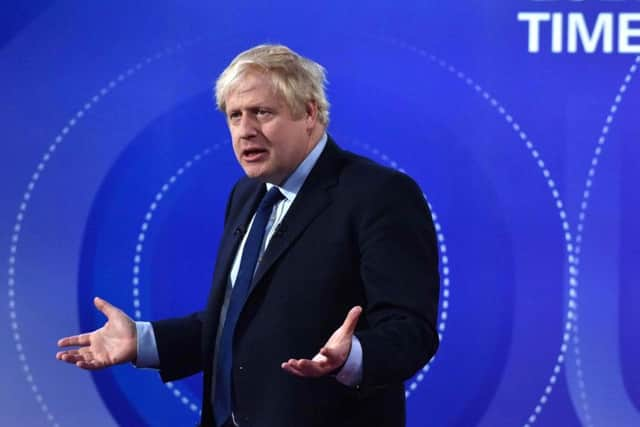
[242, 147, 268, 161]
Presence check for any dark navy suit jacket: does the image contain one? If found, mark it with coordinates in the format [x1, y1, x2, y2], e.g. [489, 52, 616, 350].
[152, 138, 440, 427]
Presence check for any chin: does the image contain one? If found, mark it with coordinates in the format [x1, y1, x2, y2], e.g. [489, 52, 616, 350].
[241, 164, 282, 184]
[242, 166, 268, 181]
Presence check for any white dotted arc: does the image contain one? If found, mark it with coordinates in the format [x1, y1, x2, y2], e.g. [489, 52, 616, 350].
[376, 36, 575, 425]
[131, 145, 219, 320]
[569, 54, 640, 427]
[6, 39, 201, 427]
[348, 140, 451, 399]
[131, 145, 224, 415]
[165, 382, 200, 414]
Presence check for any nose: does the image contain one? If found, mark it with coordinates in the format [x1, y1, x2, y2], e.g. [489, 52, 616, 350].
[237, 113, 258, 139]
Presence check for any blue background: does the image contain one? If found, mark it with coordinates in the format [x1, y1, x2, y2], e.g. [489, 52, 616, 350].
[1, 1, 639, 426]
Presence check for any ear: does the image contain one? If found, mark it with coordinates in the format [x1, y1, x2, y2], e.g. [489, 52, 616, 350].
[304, 100, 319, 129]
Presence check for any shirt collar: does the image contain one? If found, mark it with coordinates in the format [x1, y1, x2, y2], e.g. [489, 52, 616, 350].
[266, 132, 328, 201]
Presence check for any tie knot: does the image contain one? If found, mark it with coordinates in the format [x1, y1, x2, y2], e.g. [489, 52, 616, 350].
[258, 186, 284, 212]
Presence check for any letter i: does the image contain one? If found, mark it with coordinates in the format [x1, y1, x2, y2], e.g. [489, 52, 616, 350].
[552, 13, 563, 53]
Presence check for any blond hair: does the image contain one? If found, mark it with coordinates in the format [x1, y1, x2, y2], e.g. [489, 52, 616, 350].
[215, 44, 330, 125]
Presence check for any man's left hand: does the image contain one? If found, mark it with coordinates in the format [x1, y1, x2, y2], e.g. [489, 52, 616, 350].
[281, 306, 362, 377]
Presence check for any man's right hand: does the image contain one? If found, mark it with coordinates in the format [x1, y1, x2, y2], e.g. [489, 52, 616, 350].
[56, 297, 137, 370]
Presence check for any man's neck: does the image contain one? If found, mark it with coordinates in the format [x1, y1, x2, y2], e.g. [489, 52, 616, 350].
[268, 130, 328, 193]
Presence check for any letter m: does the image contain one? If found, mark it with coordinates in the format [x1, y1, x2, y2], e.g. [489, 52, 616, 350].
[568, 13, 614, 53]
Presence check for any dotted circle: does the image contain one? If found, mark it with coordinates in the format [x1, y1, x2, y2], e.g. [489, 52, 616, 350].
[130, 139, 448, 405]
[130, 145, 223, 414]
[5, 39, 201, 426]
[377, 36, 575, 425]
[6, 33, 604, 425]
[569, 55, 640, 427]
[346, 140, 451, 398]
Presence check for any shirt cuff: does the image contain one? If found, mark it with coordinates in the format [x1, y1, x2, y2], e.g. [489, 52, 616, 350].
[335, 335, 363, 387]
[133, 321, 160, 368]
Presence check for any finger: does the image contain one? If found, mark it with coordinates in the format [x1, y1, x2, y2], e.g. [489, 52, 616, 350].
[282, 358, 302, 369]
[282, 359, 319, 377]
[295, 358, 332, 376]
[340, 306, 362, 336]
[57, 349, 93, 364]
[58, 353, 87, 364]
[281, 361, 306, 377]
[57, 333, 91, 348]
[76, 360, 103, 370]
[56, 349, 80, 359]
[311, 352, 329, 363]
[319, 346, 344, 363]
[94, 296, 119, 320]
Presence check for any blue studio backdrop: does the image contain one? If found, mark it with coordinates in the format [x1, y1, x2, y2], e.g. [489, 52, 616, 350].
[1, 1, 639, 426]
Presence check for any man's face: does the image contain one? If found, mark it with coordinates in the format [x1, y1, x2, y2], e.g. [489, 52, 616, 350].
[225, 71, 317, 185]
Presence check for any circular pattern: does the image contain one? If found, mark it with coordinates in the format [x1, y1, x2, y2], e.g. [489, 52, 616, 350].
[570, 54, 640, 427]
[376, 36, 575, 425]
[131, 145, 219, 321]
[130, 144, 223, 414]
[348, 140, 451, 398]
[129, 137, 449, 406]
[5, 39, 201, 426]
[7, 28, 613, 426]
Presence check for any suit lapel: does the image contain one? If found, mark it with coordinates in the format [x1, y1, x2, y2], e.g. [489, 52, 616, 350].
[249, 139, 343, 293]
[207, 183, 265, 320]
[250, 187, 330, 289]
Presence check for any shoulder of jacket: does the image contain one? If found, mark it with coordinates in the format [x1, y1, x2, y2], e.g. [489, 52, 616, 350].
[339, 149, 418, 191]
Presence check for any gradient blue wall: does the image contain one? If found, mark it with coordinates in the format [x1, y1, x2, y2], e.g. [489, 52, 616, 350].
[1, 1, 639, 426]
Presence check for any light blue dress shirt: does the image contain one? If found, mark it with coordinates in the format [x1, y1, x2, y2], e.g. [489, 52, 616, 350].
[135, 133, 362, 386]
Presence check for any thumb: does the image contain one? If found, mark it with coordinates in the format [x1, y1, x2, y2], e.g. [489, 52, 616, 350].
[340, 306, 362, 336]
[94, 296, 118, 319]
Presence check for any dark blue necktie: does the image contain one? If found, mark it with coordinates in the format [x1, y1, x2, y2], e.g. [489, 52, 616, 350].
[214, 186, 284, 427]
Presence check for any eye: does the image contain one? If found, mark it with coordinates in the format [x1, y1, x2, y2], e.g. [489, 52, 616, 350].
[256, 108, 273, 118]
[228, 111, 241, 122]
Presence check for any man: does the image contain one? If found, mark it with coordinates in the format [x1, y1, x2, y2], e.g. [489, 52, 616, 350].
[57, 44, 440, 427]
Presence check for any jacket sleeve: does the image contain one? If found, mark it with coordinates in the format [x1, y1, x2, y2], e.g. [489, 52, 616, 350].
[152, 312, 206, 382]
[355, 171, 440, 387]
